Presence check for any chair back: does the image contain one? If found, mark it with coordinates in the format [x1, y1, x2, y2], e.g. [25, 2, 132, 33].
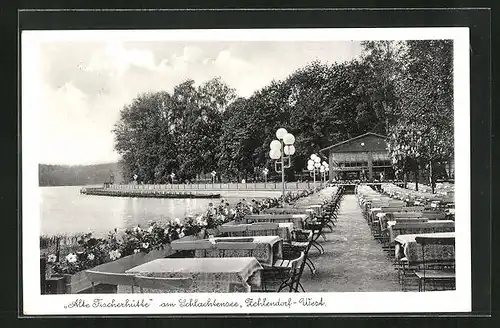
[391, 212, 424, 218]
[415, 235, 455, 286]
[379, 206, 406, 212]
[399, 206, 426, 212]
[248, 223, 279, 231]
[263, 208, 308, 215]
[289, 252, 306, 292]
[134, 276, 193, 293]
[393, 218, 429, 224]
[422, 213, 447, 220]
[85, 270, 136, 292]
[415, 235, 455, 246]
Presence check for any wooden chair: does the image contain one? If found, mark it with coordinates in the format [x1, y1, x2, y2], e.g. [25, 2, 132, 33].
[134, 276, 193, 293]
[85, 270, 137, 293]
[413, 236, 456, 292]
[262, 250, 306, 293]
[277, 251, 306, 292]
[289, 229, 316, 274]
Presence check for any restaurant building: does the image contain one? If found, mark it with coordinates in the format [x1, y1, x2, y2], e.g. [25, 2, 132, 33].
[319, 132, 394, 182]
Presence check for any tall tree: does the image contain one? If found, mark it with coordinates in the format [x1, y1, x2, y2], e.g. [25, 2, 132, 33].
[387, 40, 454, 192]
[360, 41, 406, 134]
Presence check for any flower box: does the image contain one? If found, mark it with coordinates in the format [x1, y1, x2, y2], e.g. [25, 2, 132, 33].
[42, 189, 313, 294]
[46, 246, 175, 294]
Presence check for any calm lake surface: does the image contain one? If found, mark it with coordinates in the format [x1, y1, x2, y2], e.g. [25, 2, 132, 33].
[40, 186, 282, 237]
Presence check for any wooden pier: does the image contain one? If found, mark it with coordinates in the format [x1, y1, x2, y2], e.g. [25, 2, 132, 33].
[80, 187, 220, 199]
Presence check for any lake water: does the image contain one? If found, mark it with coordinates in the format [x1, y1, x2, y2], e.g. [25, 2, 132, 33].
[40, 186, 282, 237]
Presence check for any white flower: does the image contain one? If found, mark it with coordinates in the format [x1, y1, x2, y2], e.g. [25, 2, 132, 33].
[132, 226, 142, 233]
[109, 249, 122, 260]
[47, 254, 57, 263]
[230, 209, 236, 215]
[164, 229, 169, 235]
[141, 242, 149, 249]
[87, 253, 95, 261]
[134, 249, 141, 254]
[65, 253, 77, 263]
[174, 218, 181, 225]
[178, 232, 185, 238]
[147, 226, 154, 233]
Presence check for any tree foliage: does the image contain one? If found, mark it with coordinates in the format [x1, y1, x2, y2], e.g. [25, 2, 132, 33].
[386, 40, 454, 192]
[112, 40, 454, 191]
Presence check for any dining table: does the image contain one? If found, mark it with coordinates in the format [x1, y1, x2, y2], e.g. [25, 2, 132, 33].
[394, 232, 455, 263]
[243, 214, 308, 228]
[388, 220, 455, 243]
[171, 235, 283, 267]
[219, 220, 294, 241]
[119, 257, 263, 293]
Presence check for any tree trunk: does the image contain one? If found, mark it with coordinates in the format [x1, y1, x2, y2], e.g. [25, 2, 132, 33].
[415, 164, 419, 191]
[403, 172, 407, 188]
[429, 160, 435, 194]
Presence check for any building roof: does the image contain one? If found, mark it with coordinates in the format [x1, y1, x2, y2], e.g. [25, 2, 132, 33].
[319, 132, 387, 154]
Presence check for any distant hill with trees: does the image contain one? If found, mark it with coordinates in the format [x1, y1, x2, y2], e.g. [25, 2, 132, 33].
[39, 163, 123, 186]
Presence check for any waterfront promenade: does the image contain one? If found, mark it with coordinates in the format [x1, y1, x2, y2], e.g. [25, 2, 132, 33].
[81, 182, 325, 197]
[105, 182, 322, 192]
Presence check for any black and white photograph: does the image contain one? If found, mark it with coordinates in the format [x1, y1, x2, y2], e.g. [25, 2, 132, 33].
[22, 26, 471, 315]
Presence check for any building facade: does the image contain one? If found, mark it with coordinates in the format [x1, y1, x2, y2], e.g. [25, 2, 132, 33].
[319, 132, 394, 182]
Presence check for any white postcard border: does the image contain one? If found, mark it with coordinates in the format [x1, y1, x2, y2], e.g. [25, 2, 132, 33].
[22, 27, 471, 315]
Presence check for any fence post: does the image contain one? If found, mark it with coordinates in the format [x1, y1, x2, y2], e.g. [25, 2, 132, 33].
[40, 256, 46, 294]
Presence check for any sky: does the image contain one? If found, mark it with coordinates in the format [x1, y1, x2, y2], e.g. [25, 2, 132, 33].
[36, 39, 362, 165]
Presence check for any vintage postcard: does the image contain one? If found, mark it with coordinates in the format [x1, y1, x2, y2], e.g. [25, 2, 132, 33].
[22, 27, 471, 315]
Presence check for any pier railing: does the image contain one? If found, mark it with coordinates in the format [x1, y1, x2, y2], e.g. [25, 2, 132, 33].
[104, 182, 319, 191]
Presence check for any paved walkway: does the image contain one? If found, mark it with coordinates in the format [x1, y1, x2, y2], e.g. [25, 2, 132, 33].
[301, 194, 400, 292]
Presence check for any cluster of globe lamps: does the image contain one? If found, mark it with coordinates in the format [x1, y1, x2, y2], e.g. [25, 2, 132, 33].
[307, 154, 329, 191]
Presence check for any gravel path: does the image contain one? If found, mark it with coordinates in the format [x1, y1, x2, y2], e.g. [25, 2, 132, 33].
[300, 194, 401, 292]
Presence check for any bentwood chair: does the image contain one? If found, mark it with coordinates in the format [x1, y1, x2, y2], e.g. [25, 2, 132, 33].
[134, 276, 194, 293]
[85, 270, 137, 293]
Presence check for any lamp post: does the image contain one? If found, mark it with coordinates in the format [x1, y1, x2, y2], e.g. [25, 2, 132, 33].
[170, 172, 175, 184]
[262, 168, 269, 187]
[320, 161, 329, 185]
[211, 171, 216, 184]
[269, 128, 296, 201]
[307, 154, 323, 192]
